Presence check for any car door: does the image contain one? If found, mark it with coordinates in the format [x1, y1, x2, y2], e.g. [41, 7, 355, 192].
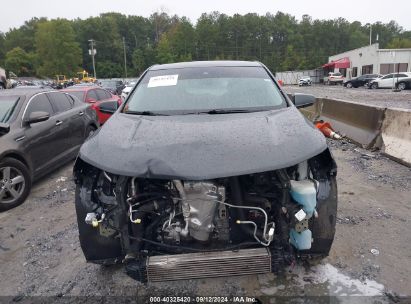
[47, 92, 83, 157]
[65, 93, 88, 147]
[355, 76, 365, 86]
[364, 75, 374, 84]
[21, 93, 60, 177]
[379, 74, 393, 88]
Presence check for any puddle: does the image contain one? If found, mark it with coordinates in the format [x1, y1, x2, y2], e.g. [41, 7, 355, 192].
[259, 263, 386, 303]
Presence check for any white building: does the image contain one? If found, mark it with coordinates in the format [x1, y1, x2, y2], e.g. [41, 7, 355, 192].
[324, 43, 411, 79]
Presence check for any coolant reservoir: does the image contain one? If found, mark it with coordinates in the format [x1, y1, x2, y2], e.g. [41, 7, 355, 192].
[290, 229, 312, 250]
[290, 180, 317, 217]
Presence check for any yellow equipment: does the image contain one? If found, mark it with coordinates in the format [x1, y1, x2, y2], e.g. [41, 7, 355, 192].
[55, 75, 67, 87]
[74, 70, 96, 84]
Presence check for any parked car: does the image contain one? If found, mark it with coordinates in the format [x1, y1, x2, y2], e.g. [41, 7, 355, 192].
[62, 86, 122, 125]
[298, 76, 312, 86]
[99, 79, 125, 95]
[344, 74, 381, 88]
[0, 88, 98, 211]
[323, 72, 344, 85]
[395, 77, 411, 90]
[74, 61, 338, 282]
[0, 67, 7, 90]
[369, 72, 411, 89]
[121, 82, 137, 100]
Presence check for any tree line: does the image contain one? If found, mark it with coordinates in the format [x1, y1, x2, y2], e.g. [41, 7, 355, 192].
[0, 11, 410, 78]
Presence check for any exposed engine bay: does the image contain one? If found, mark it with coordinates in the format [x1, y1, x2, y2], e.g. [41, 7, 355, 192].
[74, 149, 337, 282]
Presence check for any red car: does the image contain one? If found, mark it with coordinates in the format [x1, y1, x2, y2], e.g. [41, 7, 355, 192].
[62, 86, 122, 124]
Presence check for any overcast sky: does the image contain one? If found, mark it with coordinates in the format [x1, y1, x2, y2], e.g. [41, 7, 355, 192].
[1, 0, 410, 33]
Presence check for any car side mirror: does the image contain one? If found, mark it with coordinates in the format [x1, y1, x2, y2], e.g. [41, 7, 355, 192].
[24, 111, 50, 124]
[99, 101, 118, 114]
[291, 93, 316, 108]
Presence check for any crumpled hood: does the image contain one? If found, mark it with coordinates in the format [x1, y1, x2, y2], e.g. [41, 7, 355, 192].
[78, 107, 327, 180]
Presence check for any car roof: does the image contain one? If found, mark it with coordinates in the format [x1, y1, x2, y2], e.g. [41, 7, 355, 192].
[0, 88, 51, 98]
[149, 60, 262, 71]
[386, 72, 411, 75]
[62, 86, 100, 92]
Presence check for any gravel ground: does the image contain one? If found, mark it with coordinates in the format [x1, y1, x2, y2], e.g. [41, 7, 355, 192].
[283, 85, 411, 109]
[0, 141, 410, 303]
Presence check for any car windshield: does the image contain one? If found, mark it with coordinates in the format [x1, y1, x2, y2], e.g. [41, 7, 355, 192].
[124, 66, 287, 115]
[0, 96, 19, 123]
[65, 91, 85, 101]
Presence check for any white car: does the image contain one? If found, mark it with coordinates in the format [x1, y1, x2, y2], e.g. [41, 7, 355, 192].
[369, 72, 411, 89]
[121, 82, 137, 100]
[323, 72, 344, 85]
[298, 76, 312, 86]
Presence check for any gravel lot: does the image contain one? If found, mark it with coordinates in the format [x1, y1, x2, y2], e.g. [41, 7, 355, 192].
[283, 85, 411, 109]
[0, 140, 410, 303]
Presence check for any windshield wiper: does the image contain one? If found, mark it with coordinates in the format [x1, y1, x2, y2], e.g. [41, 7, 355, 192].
[124, 110, 169, 116]
[204, 108, 266, 114]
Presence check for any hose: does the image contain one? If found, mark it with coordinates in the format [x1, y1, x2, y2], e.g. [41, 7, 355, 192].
[229, 177, 266, 240]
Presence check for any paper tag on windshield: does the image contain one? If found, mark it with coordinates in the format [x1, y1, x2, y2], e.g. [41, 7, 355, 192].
[147, 75, 178, 88]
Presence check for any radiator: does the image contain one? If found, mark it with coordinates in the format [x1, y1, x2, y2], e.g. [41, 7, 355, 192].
[146, 248, 271, 282]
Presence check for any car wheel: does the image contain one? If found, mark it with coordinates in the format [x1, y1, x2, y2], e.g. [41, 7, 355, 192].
[371, 83, 378, 89]
[397, 82, 406, 91]
[85, 125, 97, 139]
[346, 82, 353, 88]
[0, 158, 31, 211]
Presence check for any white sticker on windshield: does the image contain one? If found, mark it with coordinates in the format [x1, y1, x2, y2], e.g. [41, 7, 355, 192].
[147, 75, 178, 88]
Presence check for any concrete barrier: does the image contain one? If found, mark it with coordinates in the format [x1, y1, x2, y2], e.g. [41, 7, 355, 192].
[380, 108, 411, 166]
[316, 98, 385, 149]
[296, 97, 410, 166]
[299, 101, 322, 122]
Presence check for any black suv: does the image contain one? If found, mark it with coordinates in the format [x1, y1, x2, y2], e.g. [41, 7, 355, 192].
[344, 74, 381, 88]
[74, 61, 338, 283]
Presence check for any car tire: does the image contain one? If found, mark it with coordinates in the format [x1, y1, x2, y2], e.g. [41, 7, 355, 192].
[346, 82, 353, 88]
[371, 83, 378, 89]
[397, 82, 406, 91]
[0, 158, 31, 211]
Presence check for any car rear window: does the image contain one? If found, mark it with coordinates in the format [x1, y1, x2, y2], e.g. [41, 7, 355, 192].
[96, 89, 112, 100]
[86, 89, 98, 101]
[0, 96, 19, 123]
[125, 66, 286, 115]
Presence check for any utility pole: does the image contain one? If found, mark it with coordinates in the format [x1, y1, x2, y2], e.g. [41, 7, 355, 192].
[88, 39, 96, 79]
[369, 25, 372, 45]
[123, 37, 128, 79]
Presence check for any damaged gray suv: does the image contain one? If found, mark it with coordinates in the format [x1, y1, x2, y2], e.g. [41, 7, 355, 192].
[74, 61, 337, 282]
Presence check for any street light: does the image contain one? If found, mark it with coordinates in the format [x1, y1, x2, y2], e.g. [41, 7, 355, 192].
[88, 39, 97, 79]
